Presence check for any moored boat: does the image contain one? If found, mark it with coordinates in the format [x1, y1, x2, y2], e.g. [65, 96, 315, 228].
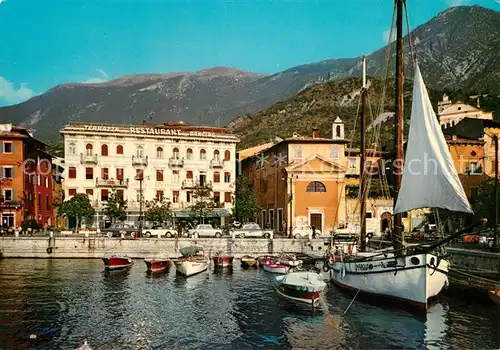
[173, 246, 209, 277]
[144, 259, 171, 273]
[241, 255, 258, 268]
[274, 271, 327, 306]
[489, 289, 500, 306]
[213, 255, 234, 268]
[263, 261, 290, 274]
[258, 255, 277, 267]
[102, 254, 133, 271]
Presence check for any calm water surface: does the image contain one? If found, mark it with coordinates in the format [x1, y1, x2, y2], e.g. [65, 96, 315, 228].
[0, 259, 498, 349]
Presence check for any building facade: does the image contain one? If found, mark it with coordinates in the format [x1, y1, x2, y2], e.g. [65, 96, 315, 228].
[0, 123, 54, 229]
[60, 121, 238, 226]
[438, 93, 493, 128]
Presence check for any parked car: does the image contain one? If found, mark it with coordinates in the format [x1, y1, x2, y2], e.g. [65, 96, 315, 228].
[292, 225, 322, 239]
[101, 223, 137, 238]
[142, 227, 179, 238]
[185, 224, 223, 238]
[232, 223, 273, 239]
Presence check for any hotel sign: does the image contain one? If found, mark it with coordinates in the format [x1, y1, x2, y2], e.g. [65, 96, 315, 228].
[82, 125, 217, 138]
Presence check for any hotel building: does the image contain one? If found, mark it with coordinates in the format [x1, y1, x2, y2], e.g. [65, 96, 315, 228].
[60, 121, 238, 226]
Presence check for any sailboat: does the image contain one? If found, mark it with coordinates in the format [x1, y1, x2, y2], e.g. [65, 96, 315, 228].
[327, 0, 477, 309]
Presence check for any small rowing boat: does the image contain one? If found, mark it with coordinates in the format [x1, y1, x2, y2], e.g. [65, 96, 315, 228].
[144, 259, 171, 273]
[263, 261, 290, 274]
[274, 271, 327, 306]
[241, 255, 258, 268]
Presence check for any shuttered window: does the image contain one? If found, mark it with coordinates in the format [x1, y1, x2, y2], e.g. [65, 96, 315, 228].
[85, 168, 93, 180]
[69, 167, 76, 179]
[213, 172, 220, 183]
[116, 168, 124, 180]
[225, 192, 232, 203]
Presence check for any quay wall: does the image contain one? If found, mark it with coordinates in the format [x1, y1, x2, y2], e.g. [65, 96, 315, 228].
[447, 247, 500, 276]
[0, 237, 328, 259]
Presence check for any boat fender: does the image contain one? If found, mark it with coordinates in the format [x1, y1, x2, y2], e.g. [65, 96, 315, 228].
[340, 265, 346, 279]
[46, 247, 53, 255]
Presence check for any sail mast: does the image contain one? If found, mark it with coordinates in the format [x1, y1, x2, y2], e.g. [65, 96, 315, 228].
[360, 55, 367, 252]
[393, 0, 405, 252]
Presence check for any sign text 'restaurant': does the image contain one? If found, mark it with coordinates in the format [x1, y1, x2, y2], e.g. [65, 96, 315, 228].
[82, 125, 216, 138]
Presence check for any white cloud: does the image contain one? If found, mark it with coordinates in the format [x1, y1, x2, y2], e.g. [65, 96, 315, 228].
[383, 29, 396, 44]
[81, 68, 109, 84]
[0, 77, 36, 104]
[445, 0, 470, 6]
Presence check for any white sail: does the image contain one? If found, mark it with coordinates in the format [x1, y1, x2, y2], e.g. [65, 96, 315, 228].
[394, 65, 473, 214]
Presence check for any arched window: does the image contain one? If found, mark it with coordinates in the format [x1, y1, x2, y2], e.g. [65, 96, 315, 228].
[336, 125, 342, 138]
[157, 147, 163, 159]
[224, 150, 231, 161]
[116, 145, 123, 155]
[200, 149, 206, 160]
[86, 143, 93, 156]
[173, 147, 180, 159]
[213, 150, 220, 160]
[306, 181, 326, 192]
[101, 144, 108, 156]
[186, 148, 193, 160]
[68, 143, 76, 155]
[136, 146, 144, 158]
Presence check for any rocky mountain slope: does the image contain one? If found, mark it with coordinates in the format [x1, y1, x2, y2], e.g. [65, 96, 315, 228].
[1, 5, 498, 142]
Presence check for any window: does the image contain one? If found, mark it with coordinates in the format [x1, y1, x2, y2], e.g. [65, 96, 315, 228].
[336, 125, 342, 138]
[468, 162, 482, 175]
[86, 189, 93, 196]
[116, 145, 124, 155]
[2, 142, 13, 153]
[172, 191, 179, 203]
[186, 148, 193, 160]
[329, 145, 339, 160]
[156, 169, 164, 182]
[186, 191, 191, 203]
[293, 145, 302, 159]
[3, 167, 13, 179]
[85, 167, 94, 180]
[68, 143, 76, 155]
[199, 173, 206, 186]
[214, 171, 220, 183]
[86, 144, 93, 156]
[1, 214, 14, 228]
[135, 169, 143, 180]
[69, 167, 76, 179]
[366, 212, 373, 219]
[101, 189, 109, 201]
[101, 144, 108, 156]
[224, 172, 231, 183]
[214, 150, 220, 160]
[101, 168, 109, 180]
[44, 176, 49, 188]
[306, 181, 326, 192]
[186, 171, 193, 179]
[3, 189, 13, 201]
[349, 158, 356, 168]
[157, 147, 164, 159]
[156, 190, 164, 201]
[46, 195, 50, 211]
[136, 146, 144, 158]
[38, 194, 42, 210]
[224, 192, 232, 203]
[200, 149, 206, 160]
[173, 170, 180, 183]
[224, 150, 231, 161]
[117, 190, 124, 198]
[69, 188, 77, 196]
[173, 148, 180, 159]
[116, 168, 124, 180]
[214, 191, 220, 203]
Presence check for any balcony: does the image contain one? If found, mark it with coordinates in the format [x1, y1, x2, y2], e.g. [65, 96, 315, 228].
[80, 153, 98, 165]
[132, 155, 148, 166]
[182, 179, 195, 189]
[169, 157, 184, 168]
[0, 200, 22, 209]
[96, 178, 129, 188]
[210, 159, 223, 169]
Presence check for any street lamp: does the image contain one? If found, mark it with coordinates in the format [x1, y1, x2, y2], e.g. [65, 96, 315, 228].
[136, 173, 150, 237]
[482, 133, 498, 251]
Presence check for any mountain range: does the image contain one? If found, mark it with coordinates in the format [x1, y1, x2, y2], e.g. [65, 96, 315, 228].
[1, 5, 499, 143]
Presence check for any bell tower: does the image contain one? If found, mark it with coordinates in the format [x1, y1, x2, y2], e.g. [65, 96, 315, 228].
[332, 117, 344, 140]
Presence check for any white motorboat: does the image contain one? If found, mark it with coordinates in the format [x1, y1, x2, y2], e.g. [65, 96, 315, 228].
[173, 246, 209, 277]
[274, 271, 327, 306]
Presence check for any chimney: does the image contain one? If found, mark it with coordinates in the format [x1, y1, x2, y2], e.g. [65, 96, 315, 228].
[312, 128, 320, 139]
[142, 120, 147, 126]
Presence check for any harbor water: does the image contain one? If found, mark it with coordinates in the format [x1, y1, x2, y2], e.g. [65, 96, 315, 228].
[0, 259, 498, 349]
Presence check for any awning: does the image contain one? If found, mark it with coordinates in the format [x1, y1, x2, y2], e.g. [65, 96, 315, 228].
[172, 209, 231, 218]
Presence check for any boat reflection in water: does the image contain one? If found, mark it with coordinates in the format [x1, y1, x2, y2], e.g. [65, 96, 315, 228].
[423, 302, 449, 350]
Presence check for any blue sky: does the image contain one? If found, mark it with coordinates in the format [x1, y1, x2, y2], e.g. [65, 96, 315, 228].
[0, 0, 497, 107]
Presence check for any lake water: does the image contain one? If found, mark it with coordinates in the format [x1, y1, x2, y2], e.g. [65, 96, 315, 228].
[0, 259, 498, 349]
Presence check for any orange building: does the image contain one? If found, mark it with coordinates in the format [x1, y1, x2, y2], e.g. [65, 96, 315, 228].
[0, 124, 55, 229]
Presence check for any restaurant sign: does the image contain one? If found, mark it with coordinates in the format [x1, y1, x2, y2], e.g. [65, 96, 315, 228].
[81, 125, 216, 138]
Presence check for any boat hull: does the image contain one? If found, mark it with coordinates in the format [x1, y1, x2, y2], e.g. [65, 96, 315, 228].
[274, 272, 326, 306]
[241, 256, 258, 268]
[144, 259, 170, 273]
[174, 259, 208, 277]
[263, 263, 290, 274]
[274, 285, 321, 306]
[213, 256, 234, 267]
[102, 256, 133, 271]
[330, 253, 449, 309]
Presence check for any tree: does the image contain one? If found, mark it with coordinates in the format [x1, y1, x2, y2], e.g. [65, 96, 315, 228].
[102, 190, 127, 223]
[145, 197, 173, 224]
[233, 175, 261, 223]
[57, 193, 95, 231]
[189, 183, 217, 224]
